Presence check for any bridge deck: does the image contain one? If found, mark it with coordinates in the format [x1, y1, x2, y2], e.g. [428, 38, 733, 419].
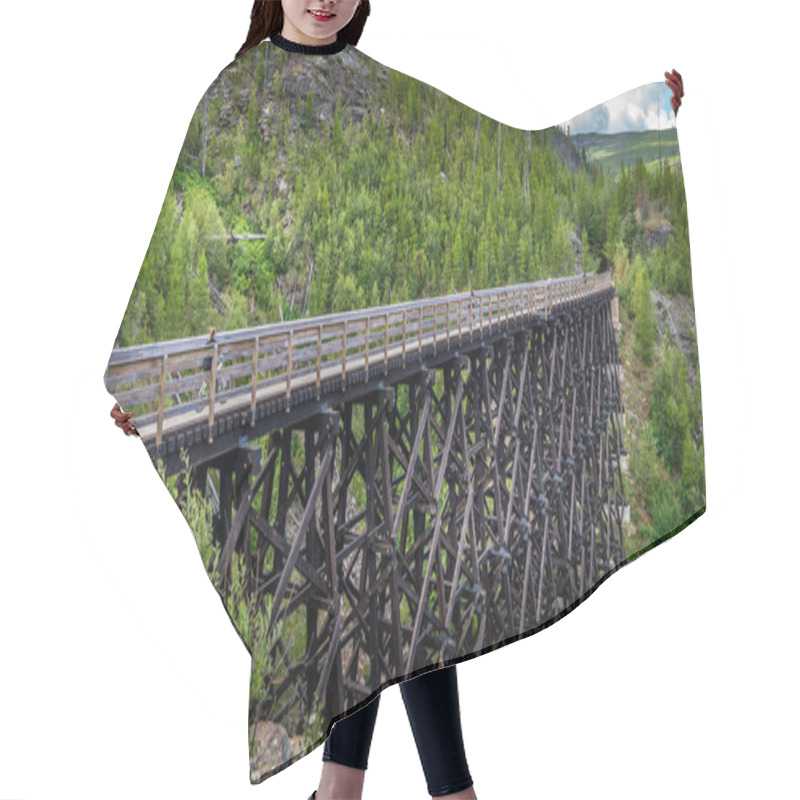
[105, 272, 614, 461]
[135, 320, 499, 441]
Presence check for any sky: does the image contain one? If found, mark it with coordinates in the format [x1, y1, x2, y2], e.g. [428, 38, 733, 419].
[563, 81, 676, 134]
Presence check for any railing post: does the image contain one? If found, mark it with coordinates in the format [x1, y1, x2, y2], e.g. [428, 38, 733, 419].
[341, 322, 347, 391]
[384, 313, 389, 375]
[250, 335, 258, 426]
[433, 305, 438, 355]
[208, 343, 217, 443]
[458, 298, 463, 345]
[316, 325, 322, 398]
[157, 352, 167, 450]
[447, 302, 451, 349]
[402, 310, 408, 367]
[286, 329, 293, 410]
[418, 306, 423, 357]
[364, 317, 370, 378]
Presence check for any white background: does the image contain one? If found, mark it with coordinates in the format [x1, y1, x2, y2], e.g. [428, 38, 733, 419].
[1, 1, 796, 798]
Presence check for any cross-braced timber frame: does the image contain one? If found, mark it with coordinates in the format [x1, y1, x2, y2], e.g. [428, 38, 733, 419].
[104, 273, 626, 738]
[213, 287, 625, 735]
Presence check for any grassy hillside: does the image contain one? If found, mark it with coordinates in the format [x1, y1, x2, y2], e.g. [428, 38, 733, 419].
[573, 129, 679, 176]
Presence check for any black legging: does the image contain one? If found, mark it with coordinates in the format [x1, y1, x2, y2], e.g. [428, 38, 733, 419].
[323, 665, 473, 797]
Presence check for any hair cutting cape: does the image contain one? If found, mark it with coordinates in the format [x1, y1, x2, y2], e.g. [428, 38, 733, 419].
[103, 37, 706, 785]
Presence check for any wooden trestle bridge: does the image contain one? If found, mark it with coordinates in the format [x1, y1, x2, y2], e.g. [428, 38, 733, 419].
[105, 271, 627, 734]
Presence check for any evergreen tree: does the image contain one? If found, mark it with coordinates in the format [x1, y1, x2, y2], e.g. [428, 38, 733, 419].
[603, 193, 622, 266]
[680, 431, 705, 514]
[331, 99, 344, 155]
[370, 281, 381, 308]
[331, 274, 365, 313]
[633, 262, 656, 365]
[650, 346, 690, 472]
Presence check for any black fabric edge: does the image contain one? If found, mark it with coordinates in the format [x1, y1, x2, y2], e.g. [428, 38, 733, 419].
[249, 502, 708, 785]
[270, 31, 348, 55]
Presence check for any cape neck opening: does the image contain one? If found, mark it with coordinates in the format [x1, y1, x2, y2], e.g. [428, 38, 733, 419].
[270, 31, 348, 55]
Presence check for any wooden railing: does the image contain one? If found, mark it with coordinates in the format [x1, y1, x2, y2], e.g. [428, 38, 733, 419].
[104, 272, 612, 448]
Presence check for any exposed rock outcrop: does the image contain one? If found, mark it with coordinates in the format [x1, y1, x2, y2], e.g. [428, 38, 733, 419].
[645, 221, 674, 251]
[650, 288, 700, 378]
[249, 720, 292, 782]
[549, 127, 582, 173]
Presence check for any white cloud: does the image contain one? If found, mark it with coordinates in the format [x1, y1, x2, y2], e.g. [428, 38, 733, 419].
[564, 81, 676, 134]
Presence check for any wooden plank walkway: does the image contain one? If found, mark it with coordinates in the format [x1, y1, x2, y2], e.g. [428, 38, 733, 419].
[105, 272, 613, 450]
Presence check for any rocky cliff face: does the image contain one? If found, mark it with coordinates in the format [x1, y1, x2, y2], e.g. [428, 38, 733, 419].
[645, 221, 674, 251]
[208, 47, 388, 141]
[650, 288, 700, 379]
[549, 127, 582, 173]
[259, 48, 388, 141]
[214, 46, 584, 176]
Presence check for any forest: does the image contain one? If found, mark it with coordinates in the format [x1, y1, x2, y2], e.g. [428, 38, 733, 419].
[120, 41, 703, 587]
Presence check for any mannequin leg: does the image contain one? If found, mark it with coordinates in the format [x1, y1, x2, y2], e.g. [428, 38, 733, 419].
[399, 665, 476, 798]
[316, 693, 381, 800]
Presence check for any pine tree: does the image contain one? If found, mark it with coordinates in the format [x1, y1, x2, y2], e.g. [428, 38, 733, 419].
[603, 193, 622, 266]
[331, 274, 365, 313]
[370, 282, 381, 308]
[331, 100, 344, 155]
[633, 264, 656, 365]
[680, 431, 704, 513]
